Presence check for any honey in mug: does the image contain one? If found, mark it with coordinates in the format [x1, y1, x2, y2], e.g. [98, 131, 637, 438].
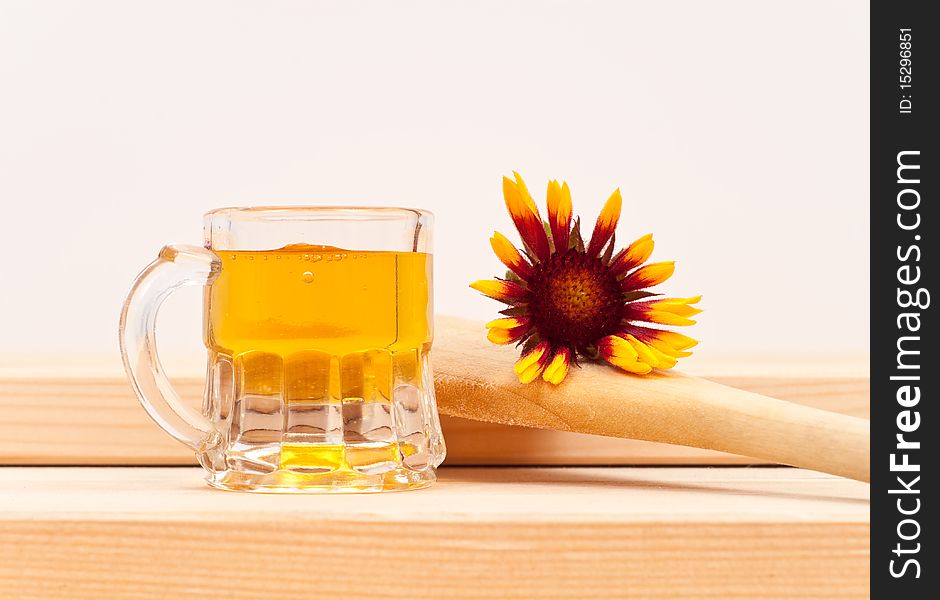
[202, 244, 443, 485]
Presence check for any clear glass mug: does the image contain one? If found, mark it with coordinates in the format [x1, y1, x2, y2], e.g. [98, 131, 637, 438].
[119, 207, 445, 492]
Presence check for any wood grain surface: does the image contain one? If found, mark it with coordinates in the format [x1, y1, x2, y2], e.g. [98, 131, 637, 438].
[0, 356, 868, 467]
[0, 466, 870, 599]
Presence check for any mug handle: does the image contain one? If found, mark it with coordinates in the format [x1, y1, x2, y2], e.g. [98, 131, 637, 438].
[119, 244, 221, 451]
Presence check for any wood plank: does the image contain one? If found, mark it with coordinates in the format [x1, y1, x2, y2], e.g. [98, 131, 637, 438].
[0, 355, 869, 465]
[0, 466, 869, 599]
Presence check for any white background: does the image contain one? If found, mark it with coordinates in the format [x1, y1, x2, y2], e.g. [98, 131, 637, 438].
[0, 1, 869, 360]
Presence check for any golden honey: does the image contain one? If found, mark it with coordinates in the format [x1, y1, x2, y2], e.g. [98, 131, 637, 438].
[207, 244, 431, 357]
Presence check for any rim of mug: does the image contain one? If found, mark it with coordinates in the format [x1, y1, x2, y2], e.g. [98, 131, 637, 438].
[204, 206, 433, 221]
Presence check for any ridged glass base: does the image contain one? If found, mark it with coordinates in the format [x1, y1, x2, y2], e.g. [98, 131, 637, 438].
[197, 347, 445, 493]
[205, 465, 436, 493]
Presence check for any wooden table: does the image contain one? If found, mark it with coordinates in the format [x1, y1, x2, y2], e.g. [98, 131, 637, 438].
[0, 467, 868, 599]
[0, 353, 870, 598]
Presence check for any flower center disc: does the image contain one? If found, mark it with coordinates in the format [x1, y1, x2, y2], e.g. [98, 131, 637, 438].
[527, 250, 624, 350]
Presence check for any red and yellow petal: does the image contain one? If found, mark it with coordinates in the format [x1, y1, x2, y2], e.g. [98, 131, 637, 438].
[470, 279, 528, 303]
[611, 234, 654, 276]
[649, 296, 703, 318]
[490, 231, 533, 279]
[541, 347, 572, 385]
[587, 188, 622, 257]
[597, 335, 653, 375]
[630, 327, 698, 358]
[652, 330, 698, 351]
[648, 342, 693, 358]
[624, 335, 660, 368]
[625, 295, 701, 326]
[504, 173, 551, 262]
[647, 345, 678, 369]
[620, 261, 675, 290]
[546, 180, 572, 250]
[514, 340, 551, 383]
[641, 311, 697, 326]
[485, 317, 530, 345]
[618, 334, 678, 370]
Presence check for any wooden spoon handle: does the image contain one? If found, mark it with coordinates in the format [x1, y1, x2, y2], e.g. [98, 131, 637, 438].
[433, 318, 870, 482]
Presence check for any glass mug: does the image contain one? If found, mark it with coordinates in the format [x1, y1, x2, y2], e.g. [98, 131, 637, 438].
[120, 207, 445, 492]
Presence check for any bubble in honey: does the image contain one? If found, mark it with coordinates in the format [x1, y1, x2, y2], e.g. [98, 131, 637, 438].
[312, 254, 322, 262]
[302, 271, 315, 283]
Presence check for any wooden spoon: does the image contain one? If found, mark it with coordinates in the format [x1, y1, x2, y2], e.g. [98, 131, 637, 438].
[433, 317, 870, 482]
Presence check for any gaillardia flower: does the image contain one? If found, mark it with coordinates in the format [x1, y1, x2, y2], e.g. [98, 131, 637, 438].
[471, 172, 701, 385]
